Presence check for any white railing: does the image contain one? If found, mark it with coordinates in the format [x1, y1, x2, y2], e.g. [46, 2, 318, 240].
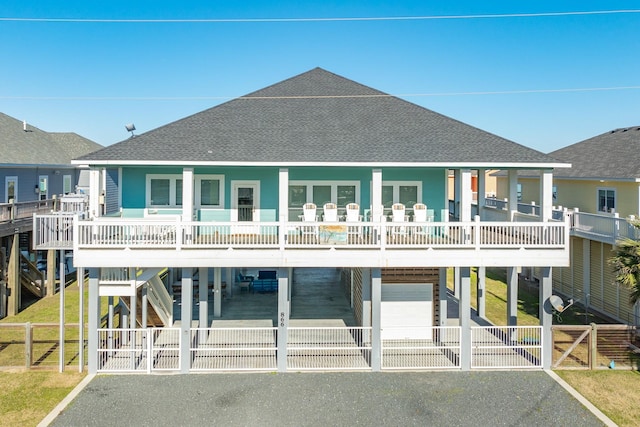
[148, 328, 181, 371]
[287, 327, 372, 371]
[68, 218, 567, 251]
[572, 211, 640, 243]
[97, 328, 148, 372]
[381, 326, 461, 370]
[471, 326, 542, 369]
[97, 327, 181, 373]
[33, 213, 76, 249]
[190, 327, 278, 371]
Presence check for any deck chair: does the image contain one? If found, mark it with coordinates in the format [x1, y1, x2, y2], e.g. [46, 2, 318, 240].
[323, 203, 338, 222]
[345, 203, 362, 241]
[390, 203, 408, 240]
[302, 203, 317, 222]
[345, 203, 361, 222]
[412, 203, 430, 240]
[301, 202, 318, 241]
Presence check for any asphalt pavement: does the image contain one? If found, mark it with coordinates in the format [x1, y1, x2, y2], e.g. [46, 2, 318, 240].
[49, 371, 606, 426]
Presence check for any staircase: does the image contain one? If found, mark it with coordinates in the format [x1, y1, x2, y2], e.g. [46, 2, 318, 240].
[20, 253, 44, 298]
[118, 269, 173, 327]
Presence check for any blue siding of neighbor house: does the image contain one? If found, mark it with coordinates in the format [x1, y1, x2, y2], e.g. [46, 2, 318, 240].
[120, 166, 446, 220]
[1, 167, 78, 203]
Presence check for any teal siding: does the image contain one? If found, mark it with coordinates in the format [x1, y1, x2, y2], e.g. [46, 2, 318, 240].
[120, 166, 446, 220]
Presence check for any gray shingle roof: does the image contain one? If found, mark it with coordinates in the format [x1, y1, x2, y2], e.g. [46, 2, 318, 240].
[77, 68, 561, 166]
[549, 126, 640, 179]
[0, 112, 102, 165]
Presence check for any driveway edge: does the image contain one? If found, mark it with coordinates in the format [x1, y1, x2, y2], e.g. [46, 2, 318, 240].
[37, 373, 96, 427]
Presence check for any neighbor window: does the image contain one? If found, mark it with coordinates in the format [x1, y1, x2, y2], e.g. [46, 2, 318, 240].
[63, 175, 72, 194]
[147, 174, 224, 208]
[597, 188, 616, 213]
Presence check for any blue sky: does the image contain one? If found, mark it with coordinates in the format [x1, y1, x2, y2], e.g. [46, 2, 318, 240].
[1, 1, 638, 153]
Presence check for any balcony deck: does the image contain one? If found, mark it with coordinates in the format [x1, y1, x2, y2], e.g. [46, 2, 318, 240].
[34, 215, 570, 268]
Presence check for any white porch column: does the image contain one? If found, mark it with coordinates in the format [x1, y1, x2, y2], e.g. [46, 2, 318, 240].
[129, 267, 137, 330]
[459, 267, 471, 371]
[539, 267, 553, 369]
[453, 169, 461, 220]
[371, 268, 382, 371]
[58, 249, 65, 372]
[507, 267, 518, 326]
[87, 269, 100, 374]
[182, 168, 194, 223]
[438, 267, 448, 326]
[460, 169, 473, 223]
[477, 169, 486, 220]
[89, 168, 101, 218]
[361, 268, 371, 330]
[476, 266, 486, 319]
[226, 267, 233, 299]
[508, 169, 519, 220]
[213, 268, 222, 318]
[540, 169, 553, 222]
[453, 267, 460, 298]
[279, 168, 288, 250]
[180, 268, 193, 374]
[199, 267, 209, 327]
[277, 268, 290, 372]
[77, 266, 85, 372]
[372, 169, 383, 222]
[141, 283, 148, 328]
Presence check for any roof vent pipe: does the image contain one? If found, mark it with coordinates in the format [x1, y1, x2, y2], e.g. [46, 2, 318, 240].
[23, 120, 27, 131]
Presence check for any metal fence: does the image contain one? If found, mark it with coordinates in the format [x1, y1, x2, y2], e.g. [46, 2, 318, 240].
[471, 326, 543, 369]
[381, 326, 461, 370]
[190, 327, 277, 372]
[287, 327, 372, 371]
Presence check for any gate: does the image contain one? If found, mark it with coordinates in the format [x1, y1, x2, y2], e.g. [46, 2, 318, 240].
[381, 326, 461, 370]
[287, 327, 371, 370]
[97, 328, 180, 373]
[471, 326, 542, 369]
[552, 324, 640, 369]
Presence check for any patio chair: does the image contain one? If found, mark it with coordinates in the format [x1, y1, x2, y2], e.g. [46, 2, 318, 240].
[323, 203, 338, 222]
[390, 203, 408, 240]
[301, 202, 318, 241]
[345, 203, 362, 241]
[345, 203, 362, 222]
[413, 203, 427, 222]
[236, 272, 253, 293]
[302, 203, 317, 222]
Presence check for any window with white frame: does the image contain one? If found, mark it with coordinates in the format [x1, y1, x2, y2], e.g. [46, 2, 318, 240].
[381, 181, 422, 208]
[147, 174, 224, 208]
[289, 181, 359, 208]
[597, 188, 616, 213]
[63, 175, 72, 194]
[195, 175, 224, 208]
[5, 176, 17, 202]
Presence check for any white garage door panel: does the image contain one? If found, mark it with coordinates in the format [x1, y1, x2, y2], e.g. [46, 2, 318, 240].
[381, 284, 432, 340]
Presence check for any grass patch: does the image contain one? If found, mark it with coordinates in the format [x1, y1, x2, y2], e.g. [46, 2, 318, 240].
[556, 370, 640, 427]
[0, 370, 85, 427]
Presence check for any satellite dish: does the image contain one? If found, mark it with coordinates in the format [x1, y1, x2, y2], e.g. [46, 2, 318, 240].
[124, 123, 136, 138]
[550, 295, 565, 312]
[549, 295, 574, 313]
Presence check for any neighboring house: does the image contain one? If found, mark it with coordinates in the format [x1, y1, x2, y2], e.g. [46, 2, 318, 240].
[494, 127, 640, 325]
[0, 112, 102, 317]
[35, 68, 570, 374]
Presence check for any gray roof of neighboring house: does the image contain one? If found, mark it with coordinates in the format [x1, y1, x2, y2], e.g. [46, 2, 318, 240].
[77, 68, 562, 167]
[0, 112, 102, 166]
[549, 126, 640, 179]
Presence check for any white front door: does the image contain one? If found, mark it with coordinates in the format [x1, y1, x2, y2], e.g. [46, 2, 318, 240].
[231, 181, 260, 223]
[5, 176, 17, 202]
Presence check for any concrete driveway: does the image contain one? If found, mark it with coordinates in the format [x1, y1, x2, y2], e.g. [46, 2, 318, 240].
[48, 371, 607, 426]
